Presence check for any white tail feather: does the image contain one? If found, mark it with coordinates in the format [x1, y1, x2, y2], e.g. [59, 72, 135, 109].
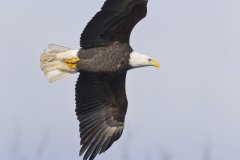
[40, 44, 78, 83]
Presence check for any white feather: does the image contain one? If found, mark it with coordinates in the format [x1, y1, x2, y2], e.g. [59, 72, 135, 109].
[129, 52, 152, 68]
[40, 44, 78, 83]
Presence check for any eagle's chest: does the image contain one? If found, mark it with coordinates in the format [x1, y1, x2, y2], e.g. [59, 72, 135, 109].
[97, 51, 130, 71]
[78, 43, 132, 73]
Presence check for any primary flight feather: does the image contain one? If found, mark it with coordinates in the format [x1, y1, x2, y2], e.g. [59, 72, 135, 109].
[40, 0, 159, 160]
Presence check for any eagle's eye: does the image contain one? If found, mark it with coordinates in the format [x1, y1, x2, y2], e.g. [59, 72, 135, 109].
[148, 58, 153, 61]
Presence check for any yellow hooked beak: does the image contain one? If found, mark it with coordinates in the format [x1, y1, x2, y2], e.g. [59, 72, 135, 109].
[150, 59, 160, 68]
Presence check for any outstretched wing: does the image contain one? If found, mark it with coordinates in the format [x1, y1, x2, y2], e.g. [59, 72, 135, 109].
[80, 0, 148, 49]
[75, 72, 128, 160]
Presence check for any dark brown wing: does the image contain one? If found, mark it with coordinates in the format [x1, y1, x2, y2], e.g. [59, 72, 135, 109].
[80, 0, 148, 49]
[75, 72, 128, 160]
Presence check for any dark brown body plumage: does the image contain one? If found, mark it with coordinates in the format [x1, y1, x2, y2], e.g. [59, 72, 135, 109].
[77, 42, 132, 73]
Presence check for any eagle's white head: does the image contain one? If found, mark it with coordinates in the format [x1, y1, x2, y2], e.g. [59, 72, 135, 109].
[129, 52, 160, 69]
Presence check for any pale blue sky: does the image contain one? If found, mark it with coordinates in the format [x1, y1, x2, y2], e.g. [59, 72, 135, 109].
[1, 0, 240, 160]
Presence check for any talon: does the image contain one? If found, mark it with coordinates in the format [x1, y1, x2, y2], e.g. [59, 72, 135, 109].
[64, 58, 80, 69]
[66, 63, 77, 69]
[64, 58, 80, 64]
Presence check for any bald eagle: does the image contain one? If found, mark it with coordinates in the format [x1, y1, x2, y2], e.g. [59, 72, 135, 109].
[40, 0, 159, 159]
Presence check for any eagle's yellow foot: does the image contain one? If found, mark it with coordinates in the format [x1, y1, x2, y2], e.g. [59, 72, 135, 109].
[66, 63, 77, 69]
[64, 58, 80, 64]
[64, 58, 80, 69]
